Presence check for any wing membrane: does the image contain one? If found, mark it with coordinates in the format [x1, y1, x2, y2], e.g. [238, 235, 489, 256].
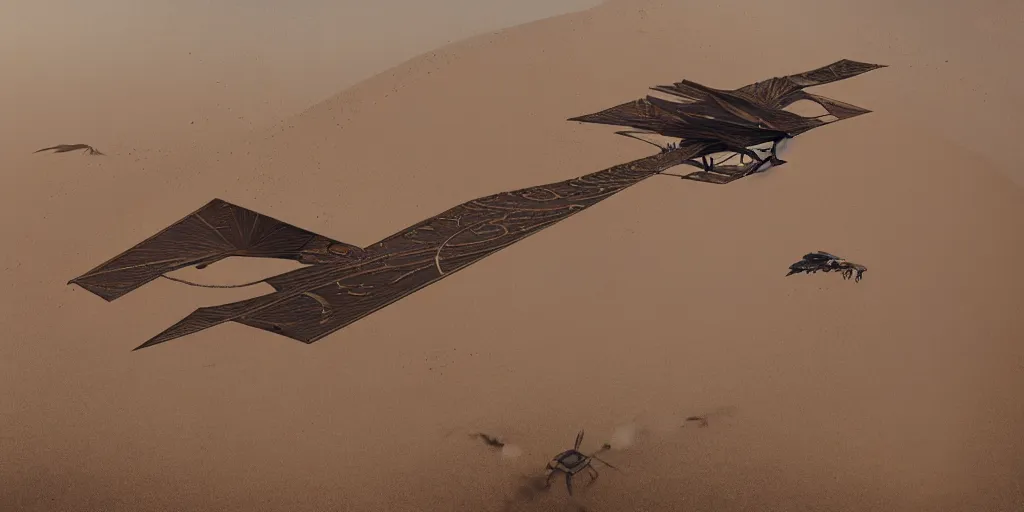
[69, 199, 362, 301]
[571, 59, 885, 139]
[70, 59, 887, 350]
[129, 146, 715, 349]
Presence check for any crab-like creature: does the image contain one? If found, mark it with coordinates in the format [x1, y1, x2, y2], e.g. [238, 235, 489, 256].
[544, 430, 618, 496]
[786, 251, 867, 282]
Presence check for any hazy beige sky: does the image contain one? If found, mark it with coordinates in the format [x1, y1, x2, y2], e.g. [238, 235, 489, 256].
[1, 0, 601, 152]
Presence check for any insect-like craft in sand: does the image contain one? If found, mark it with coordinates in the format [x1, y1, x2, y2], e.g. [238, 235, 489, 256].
[786, 251, 867, 282]
[472, 413, 711, 497]
[544, 430, 618, 496]
[67, 59, 885, 350]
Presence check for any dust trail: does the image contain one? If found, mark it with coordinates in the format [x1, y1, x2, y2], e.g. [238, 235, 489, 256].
[687, 405, 738, 425]
[462, 431, 525, 460]
[501, 443, 524, 459]
[451, 407, 736, 510]
[475, 433, 505, 448]
[608, 422, 638, 450]
[498, 474, 592, 512]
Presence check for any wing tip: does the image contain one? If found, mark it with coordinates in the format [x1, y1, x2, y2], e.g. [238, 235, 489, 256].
[133, 333, 167, 351]
[133, 326, 184, 351]
[67, 277, 123, 302]
[834, 58, 888, 68]
[132, 340, 164, 351]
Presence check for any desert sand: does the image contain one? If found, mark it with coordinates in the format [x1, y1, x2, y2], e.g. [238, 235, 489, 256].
[2, 0, 1023, 511]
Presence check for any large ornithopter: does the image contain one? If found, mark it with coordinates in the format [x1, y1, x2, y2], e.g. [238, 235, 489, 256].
[69, 60, 885, 350]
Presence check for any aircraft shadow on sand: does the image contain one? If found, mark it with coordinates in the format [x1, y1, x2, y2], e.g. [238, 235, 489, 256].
[67, 59, 885, 350]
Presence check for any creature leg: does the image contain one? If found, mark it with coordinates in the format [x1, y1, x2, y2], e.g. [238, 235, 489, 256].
[545, 468, 562, 489]
[734, 146, 764, 165]
[701, 156, 715, 173]
[678, 158, 706, 170]
[566, 473, 575, 496]
[769, 140, 787, 165]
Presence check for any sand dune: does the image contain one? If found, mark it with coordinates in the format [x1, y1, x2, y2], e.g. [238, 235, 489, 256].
[3, 0, 1023, 510]
[0, 0, 600, 157]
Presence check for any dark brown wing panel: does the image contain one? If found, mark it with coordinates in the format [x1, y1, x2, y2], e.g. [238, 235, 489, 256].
[568, 96, 784, 149]
[573, 59, 885, 140]
[131, 147, 714, 349]
[567, 98, 679, 131]
[135, 261, 454, 348]
[737, 59, 887, 107]
[69, 199, 360, 302]
[72, 61, 888, 351]
[782, 91, 873, 120]
[784, 59, 888, 88]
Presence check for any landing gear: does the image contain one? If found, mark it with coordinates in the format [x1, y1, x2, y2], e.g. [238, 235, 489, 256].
[657, 137, 789, 184]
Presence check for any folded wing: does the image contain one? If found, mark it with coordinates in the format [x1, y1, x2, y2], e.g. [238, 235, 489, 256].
[569, 59, 885, 140]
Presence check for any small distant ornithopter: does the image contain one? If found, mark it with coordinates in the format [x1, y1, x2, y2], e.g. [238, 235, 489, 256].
[544, 430, 618, 496]
[786, 251, 867, 282]
[34, 143, 104, 156]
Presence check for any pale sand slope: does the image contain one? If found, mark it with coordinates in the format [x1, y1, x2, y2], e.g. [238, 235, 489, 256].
[3, 0, 1024, 510]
